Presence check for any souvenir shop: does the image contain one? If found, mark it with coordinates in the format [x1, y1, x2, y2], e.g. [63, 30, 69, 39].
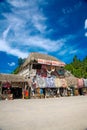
[29, 58, 68, 98]
[0, 81, 29, 100]
[0, 74, 29, 100]
[29, 58, 87, 98]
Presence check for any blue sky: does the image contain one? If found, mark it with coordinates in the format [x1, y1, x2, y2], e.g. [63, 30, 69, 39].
[0, 0, 87, 73]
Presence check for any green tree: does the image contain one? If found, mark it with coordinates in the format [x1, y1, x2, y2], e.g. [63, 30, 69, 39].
[65, 55, 87, 78]
[18, 58, 26, 66]
[12, 58, 26, 74]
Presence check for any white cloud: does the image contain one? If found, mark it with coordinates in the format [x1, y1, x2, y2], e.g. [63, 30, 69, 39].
[6, 0, 47, 33]
[20, 36, 65, 52]
[0, 0, 65, 57]
[70, 50, 78, 54]
[84, 19, 87, 37]
[84, 19, 87, 29]
[0, 0, 50, 57]
[3, 26, 11, 40]
[0, 39, 28, 58]
[7, 0, 29, 8]
[0, 0, 78, 60]
[58, 40, 78, 58]
[8, 62, 16, 67]
[32, 14, 47, 32]
[58, 50, 67, 55]
[85, 32, 87, 37]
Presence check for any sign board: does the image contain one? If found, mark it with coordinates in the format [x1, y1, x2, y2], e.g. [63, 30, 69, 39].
[38, 59, 65, 66]
[38, 59, 51, 65]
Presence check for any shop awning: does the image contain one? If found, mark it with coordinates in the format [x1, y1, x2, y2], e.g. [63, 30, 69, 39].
[38, 59, 65, 66]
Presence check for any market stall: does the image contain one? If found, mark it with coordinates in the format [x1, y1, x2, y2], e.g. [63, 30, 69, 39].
[23, 53, 66, 98]
[0, 74, 29, 100]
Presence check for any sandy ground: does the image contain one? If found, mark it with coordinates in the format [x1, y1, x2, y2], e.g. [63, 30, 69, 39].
[0, 96, 87, 130]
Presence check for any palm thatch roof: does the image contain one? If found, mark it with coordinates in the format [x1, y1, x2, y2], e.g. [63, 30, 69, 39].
[0, 74, 27, 82]
[21, 52, 65, 68]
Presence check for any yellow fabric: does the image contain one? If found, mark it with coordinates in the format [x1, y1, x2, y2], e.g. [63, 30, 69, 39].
[55, 78, 62, 88]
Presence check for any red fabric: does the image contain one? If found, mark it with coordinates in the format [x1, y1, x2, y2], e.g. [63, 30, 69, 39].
[2, 82, 11, 88]
[37, 69, 47, 77]
[24, 90, 28, 97]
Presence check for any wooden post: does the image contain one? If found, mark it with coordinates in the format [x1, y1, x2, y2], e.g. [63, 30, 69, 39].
[22, 82, 25, 99]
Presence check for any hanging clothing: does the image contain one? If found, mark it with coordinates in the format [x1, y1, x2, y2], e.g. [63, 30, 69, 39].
[36, 76, 46, 88]
[41, 68, 47, 77]
[46, 66, 51, 77]
[60, 78, 67, 88]
[65, 77, 77, 87]
[2, 82, 11, 88]
[41, 64, 47, 69]
[51, 70, 58, 77]
[47, 70, 51, 77]
[54, 78, 62, 88]
[77, 78, 84, 88]
[83, 79, 87, 87]
[37, 68, 47, 77]
[46, 77, 55, 88]
[36, 69, 41, 76]
[51, 66, 55, 72]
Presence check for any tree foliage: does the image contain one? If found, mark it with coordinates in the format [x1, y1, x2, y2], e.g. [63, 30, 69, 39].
[65, 55, 87, 78]
[12, 58, 26, 74]
[18, 58, 26, 67]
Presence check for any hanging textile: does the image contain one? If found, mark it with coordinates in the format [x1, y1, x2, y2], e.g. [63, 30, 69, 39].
[65, 77, 77, 87]
[47, 70, 51, 77]
[36, 68, 47, 77]
[83, 79, 87, 87]
[36, 76, 46, 88]
[46, 65, 51, 77]
[41, 64, 47, 69]
[51, 70, 58, 77]
[60, 78, 67, 88]
[36, 69, 41, 75]
[46, 77, 55, 88]
[2, 82, 11, 88]
[32, 76, 37, 89]
[77, 78, 84, 88]
[54, 78, 62, 88]
[51, 66, 55, 72]
[41, 68, 47, 77]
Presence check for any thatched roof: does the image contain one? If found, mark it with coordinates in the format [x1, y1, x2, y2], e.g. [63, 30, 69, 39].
[0, 74, 27, 82]
[21, 52, 65, 68]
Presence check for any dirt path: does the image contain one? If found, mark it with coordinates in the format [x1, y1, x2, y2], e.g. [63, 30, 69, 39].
[0, 96, 87, 130]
